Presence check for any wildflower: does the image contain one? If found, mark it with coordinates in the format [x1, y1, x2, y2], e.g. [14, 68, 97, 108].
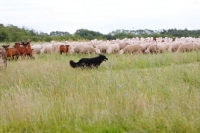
[118, 84, 123, 88]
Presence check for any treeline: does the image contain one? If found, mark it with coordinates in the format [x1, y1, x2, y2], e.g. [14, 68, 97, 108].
[0, 23, 200, 42]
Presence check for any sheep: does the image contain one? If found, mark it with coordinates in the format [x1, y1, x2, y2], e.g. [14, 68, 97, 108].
[51, 42, 64, 53]
[40, 43, 53, 54]
[168, 42, 182, 52]
[156, 43, 167, 53]
[31, 44, 43, 54]
[106, 43, 120, 54]
[145, 43, 157, 54]
[118, 42, 130, 50]
[119, 44, 143, 54]
[68, 45, 75, 54]
[176, 42, 195, 53]
[94, 43, 109, 54]
[68, 42, 99, 55]
[163, 42, 172, 50]
[65, 42, 79, 54]
[69, 44, 83, 54]
[138, 42, 151, 53]
[79, 45, 100, 54]
[193, 42, 200, 50]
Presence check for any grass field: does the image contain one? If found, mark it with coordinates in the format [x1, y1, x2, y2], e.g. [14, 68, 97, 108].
[0, 51, 200, 133]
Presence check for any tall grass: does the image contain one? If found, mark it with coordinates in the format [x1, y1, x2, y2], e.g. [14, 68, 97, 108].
[0, 51, 200, 133]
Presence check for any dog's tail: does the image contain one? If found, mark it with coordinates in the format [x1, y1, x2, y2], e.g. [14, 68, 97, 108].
[69, 60, 78, 68]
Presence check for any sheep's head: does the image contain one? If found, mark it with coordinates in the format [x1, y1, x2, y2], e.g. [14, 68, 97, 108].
[119, 50, 124, 55]
[145, 49, 150, 54]
[95, 48, 101, 54]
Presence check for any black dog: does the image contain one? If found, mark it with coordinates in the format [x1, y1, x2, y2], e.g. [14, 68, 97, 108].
[69, 54, 108, 69]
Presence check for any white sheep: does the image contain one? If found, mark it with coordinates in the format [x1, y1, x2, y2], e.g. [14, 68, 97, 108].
[69, 43, 83, 54]
[176, 44, 189, 53]
[31, 44, 43, 54]
[94, 43, 109, 54]
[145, 43, 157, 54]
[106, 43, 120, 54]
[118, 42, 130, 50]
[168, 42, 182, 52]
[79, 45, 100, 54]
[40, 43, 53, 54]
[138, 42, 151, 53]
[156, 43, 167, 53]
[119, 44, 143, 54]
[176, 42, 195, 52]
[51, 42, 64, 53]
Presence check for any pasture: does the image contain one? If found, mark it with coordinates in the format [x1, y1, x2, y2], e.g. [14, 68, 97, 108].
[0, 51, 200, 132]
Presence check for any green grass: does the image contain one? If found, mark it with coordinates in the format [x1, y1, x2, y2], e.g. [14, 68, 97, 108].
[0, 51, 200, 133]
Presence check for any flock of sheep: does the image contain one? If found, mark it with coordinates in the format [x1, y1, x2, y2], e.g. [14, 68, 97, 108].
[31, 37, 200, 55]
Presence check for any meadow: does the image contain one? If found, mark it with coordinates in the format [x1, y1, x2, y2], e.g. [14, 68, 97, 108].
[0, 51, 200, 133]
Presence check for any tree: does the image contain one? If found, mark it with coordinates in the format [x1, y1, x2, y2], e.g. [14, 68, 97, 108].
[50, 31, 71, 36]
[1, 23, 200, 42]
[0, 30, 10, 42]
[74, 29, 103, 39]
[102, 34, 115, 40]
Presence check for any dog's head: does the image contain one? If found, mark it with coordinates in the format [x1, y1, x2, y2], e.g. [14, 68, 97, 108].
[99, 54, 108, 62]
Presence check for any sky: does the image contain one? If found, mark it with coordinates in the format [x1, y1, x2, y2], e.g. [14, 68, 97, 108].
[1, 0, 200, 34]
